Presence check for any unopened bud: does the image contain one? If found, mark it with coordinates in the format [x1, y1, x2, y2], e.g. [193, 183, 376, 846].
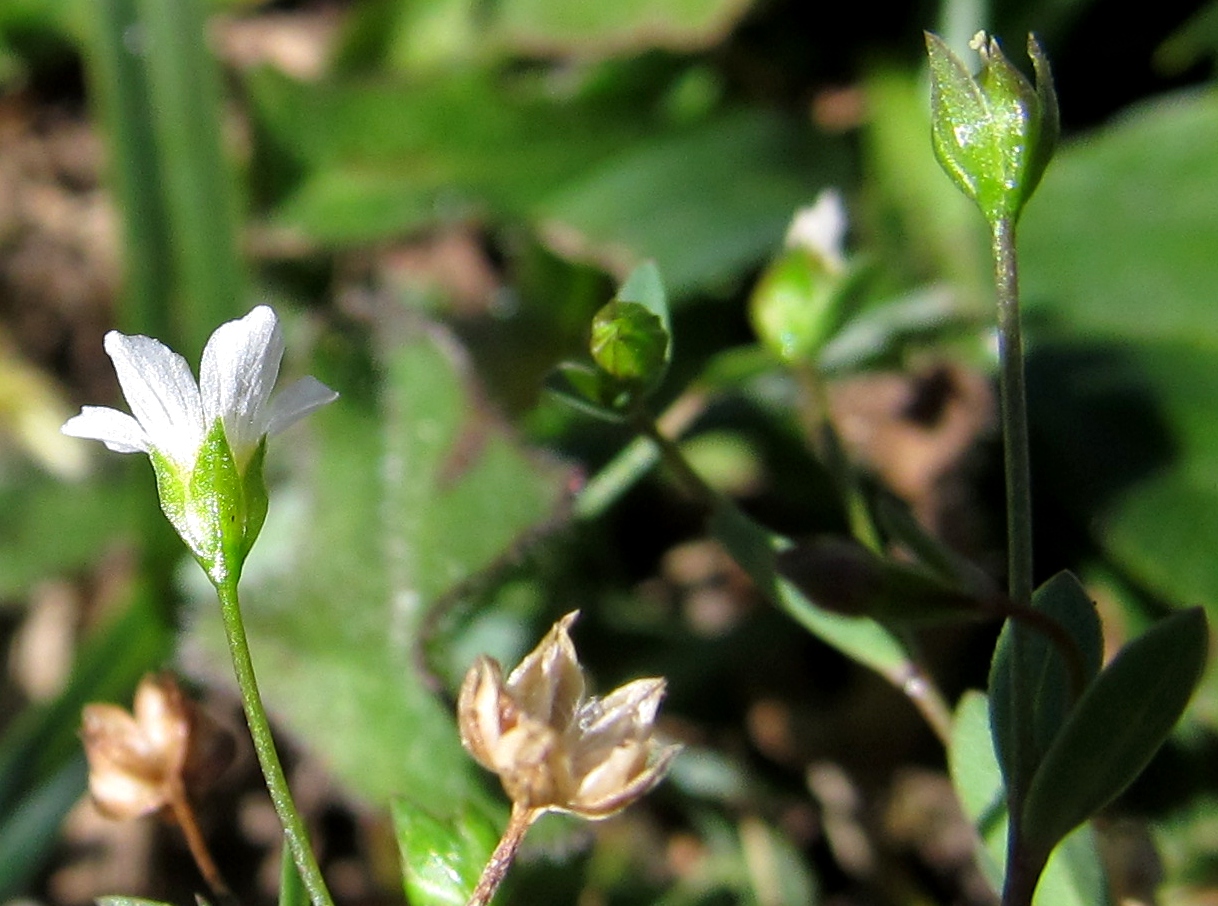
[751, 190, 852, 363]
[926, 31, 1059, 223]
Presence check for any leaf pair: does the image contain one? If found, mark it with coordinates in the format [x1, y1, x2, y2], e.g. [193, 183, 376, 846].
[989, 572, 1206, 862]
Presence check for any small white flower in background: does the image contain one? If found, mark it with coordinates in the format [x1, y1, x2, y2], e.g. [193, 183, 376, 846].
[62, 306, 337, 586]
[784, 188, 847, 274]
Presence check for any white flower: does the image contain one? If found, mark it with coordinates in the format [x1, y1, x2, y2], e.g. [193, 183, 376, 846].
[784, 188, 847, 274]
[62, 305, 336, 475]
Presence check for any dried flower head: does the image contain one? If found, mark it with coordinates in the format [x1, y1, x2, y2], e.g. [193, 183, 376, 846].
[81, 673, 230, 820]
[458, 611, 679, 820]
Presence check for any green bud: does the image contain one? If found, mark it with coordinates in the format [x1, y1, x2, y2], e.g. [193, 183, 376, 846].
[749, 248, 846, 363]
[149, 421, 269, 589]
[926, 31, 1059, 223]
[590, 300, 670, 388]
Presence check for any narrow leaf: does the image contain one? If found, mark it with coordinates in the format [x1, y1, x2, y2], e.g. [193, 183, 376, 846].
[989, 571, 1102, 804]
[709, 502, 912, 681]
[1021, 607, 1208, 852]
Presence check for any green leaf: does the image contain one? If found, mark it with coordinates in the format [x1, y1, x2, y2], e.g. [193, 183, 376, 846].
[1027, 342, 1218, 611]
[615, 260, 672, 336]
[184, 321, 569, 809]
[948, 693, 1112, 906]
[392, 796, 500, 906]
[490, 0, 756, 57]
[135, 0, 245, 356]
[1021, 91, 1218, 346]
[0, 756, 88, 899]
[708, 502, 913, 682]
[1021, 608, 1208, 853]
[0, 470, 140, 598]
[536, 110, 839, 297]
[988, 572, 1103, 803]
[774, 536, 990, 625]
[279, 843, 308, 906]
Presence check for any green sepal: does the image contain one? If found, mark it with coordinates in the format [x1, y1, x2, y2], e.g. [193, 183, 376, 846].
[590, 300, 670, 387]
[149, 421, 262, 590]
[241, 437, 270, 563]
[546, 361, 631, 421]
[749, 248, 848, 363]
[925, 31, 1059, 224]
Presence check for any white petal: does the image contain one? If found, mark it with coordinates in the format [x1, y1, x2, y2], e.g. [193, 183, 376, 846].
[200, 306, 283, 464]
[266, 376, 338, 436]
[105, 331, 204, 469]
[62, 406, 151, 454]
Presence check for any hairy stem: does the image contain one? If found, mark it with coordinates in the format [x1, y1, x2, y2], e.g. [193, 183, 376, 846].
[467, 803, 540, 906]
[216, 580, 334, 906]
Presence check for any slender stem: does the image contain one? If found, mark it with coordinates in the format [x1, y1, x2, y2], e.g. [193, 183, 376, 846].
[796, 365, 882, 552]
[633, 412, 719, 507]
[992, 216, 1033, 609]
[1001, 841, 1048, 906]
[167, 783, 231, 901]
[467, 803, 540, 906]
[992, 215, 1041, 906]
[215, 580, 335, 906]
[892, 632, 955, 747]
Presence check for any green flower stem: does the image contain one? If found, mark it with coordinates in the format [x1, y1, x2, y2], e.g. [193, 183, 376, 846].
[632, 412, 718, 508]
[796, 365, 882, 552]
[215, 579, 334, 906]
[992, 215, 1033, 610]
[991, 214, 1047, 906]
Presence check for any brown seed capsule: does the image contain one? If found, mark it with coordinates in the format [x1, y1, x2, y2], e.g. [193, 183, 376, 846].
[81, 673, 232, 820]
[458, 611, 679, 820]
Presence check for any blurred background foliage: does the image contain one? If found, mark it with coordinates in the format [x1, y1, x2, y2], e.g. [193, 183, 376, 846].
[0, 0, 1217, 903]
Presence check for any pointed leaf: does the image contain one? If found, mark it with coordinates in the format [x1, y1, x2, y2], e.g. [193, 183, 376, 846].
[948, 693, 1113, 906]
[615, 260, 671, 336]
[988, 571, 1102, 804]
[393, 796, 500, 906]
[1022, 607, 1208, 852]
[708, 502, 912, 681]
[775, 536, 990, 625]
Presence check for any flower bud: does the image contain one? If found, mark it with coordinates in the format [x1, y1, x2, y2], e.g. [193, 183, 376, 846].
[750, 190, 852, 363]
[458, 612, 679, 820]
[925, 31, 1059, 223]
[590, 301, 670, 391]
